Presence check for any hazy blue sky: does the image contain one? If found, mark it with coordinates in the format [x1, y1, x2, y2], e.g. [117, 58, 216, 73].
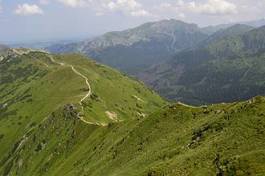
[1, 0, 265, 43]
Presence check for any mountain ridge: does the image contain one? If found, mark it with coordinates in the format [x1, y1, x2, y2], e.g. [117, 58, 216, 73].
[46, 19, 265, 77]
[47, 19, 208, 74]
[139, 25, 265, 105]
[2, 93, 265, 175]
[198, 24, 254, 47]
[0, 49, 166, 175]
[1, 44, 265, 175]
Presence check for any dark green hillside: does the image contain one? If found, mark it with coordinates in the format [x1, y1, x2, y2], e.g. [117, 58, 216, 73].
[140, 25, 265, 105]
[199, 24, 254, 47]
[1, 48, 265, 176]
[207, 26, 265, 58]
[2, 95, 265, 175]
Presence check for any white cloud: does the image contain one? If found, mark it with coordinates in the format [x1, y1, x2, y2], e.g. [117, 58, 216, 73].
[15, 4, 43, 16]
[154, 0, 237, 21]
[188, 0, 237, 15]
[56, 0, 239, 19]
[105, 0, 141, 11]
[154, 1, 187, 19]
[57, 0, 151, 17]
[130, 9, 150, 17]
[103, 0, 151, 17]
[57, 0, 88, 8]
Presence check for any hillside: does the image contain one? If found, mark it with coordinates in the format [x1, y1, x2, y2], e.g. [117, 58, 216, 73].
[139, 25, 265, 105]
[2, 92, 265, 175]
[1, 48, 265, 175]
[206, 26, 265, 58]
[199, 24, 254, 47]
[47, 19, 207, 74]
[0, 49, 166, 175]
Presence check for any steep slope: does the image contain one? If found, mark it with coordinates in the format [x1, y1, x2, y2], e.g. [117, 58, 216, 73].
[47, 19, 207, 74]
[139, 25, 265, 105]
[207, 26, 265, 58]
[0, 49, 166, 174]
[2, 95, 265, 175]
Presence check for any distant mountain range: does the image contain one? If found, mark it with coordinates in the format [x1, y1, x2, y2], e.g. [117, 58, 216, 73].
[9, 39, 85, 50]
[201, 18, 265, 35]
[46, 19, 265, 75]
[140, 25, 265, 105]
[198, 24, 254, 47]
[47, 19, 208, 74]
[46, 18, 265, 105]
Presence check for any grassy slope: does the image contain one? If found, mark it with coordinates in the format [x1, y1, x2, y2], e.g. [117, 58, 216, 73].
[53, 54, 165, 124]
[0, 51, 166, 175]
[3, 96, 265, 176]
[1, 50, 265, 176]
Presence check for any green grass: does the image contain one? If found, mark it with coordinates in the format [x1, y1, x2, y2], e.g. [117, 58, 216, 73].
[53, 54, 165, 124]
[1, 50, 265, 176]
[0, 51, 166, 175]
[2, 95, 265, 175]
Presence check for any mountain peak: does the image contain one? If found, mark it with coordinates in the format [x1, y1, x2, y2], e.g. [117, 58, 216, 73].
[135, 19, 199, 32]
[47, 19, 207, 74]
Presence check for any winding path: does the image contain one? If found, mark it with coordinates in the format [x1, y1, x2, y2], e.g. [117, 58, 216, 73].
[11, 49, 113, 126]
[47, 55, 104, 126]
[4, 51, 105, 165]
[177, 102, 202, 109]
[70, 65, 92, 104]
[48, 56, 91, 103]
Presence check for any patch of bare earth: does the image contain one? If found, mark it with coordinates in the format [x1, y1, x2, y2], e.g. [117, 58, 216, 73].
[105, 111, 119, 122]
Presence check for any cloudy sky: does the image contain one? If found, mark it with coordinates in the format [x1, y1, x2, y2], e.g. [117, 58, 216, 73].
[0, 0, 265, 43]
